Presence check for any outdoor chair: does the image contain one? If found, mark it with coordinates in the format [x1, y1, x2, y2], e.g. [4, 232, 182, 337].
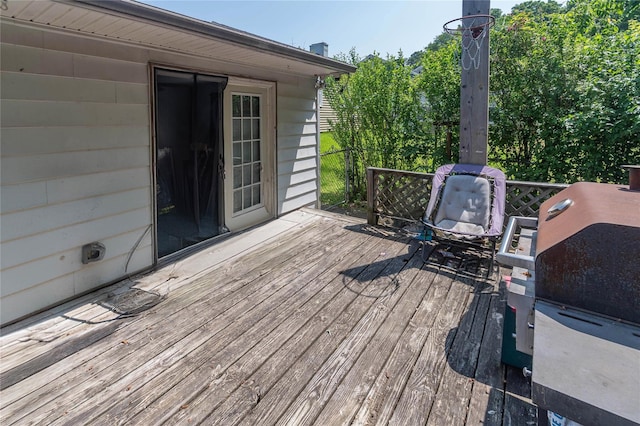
[421, 163, 506, 273]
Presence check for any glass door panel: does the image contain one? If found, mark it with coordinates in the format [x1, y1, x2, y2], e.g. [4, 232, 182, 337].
[154, 69, 227, 258]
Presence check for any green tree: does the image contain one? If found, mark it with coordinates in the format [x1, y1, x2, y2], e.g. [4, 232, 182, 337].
[488, 0, 640, 183]
[326, 0, 639, 189]
[512, 0, 564, 16]
[406, 49, 425, 67]
[489, 9, 575, 181]
[562, 16, 640, 182]
[418, 38, 462, 166]
[325, 52, 428, 199]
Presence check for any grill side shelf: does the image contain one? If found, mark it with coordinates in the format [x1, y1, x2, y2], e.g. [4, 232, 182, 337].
[497, 216, 537, 270]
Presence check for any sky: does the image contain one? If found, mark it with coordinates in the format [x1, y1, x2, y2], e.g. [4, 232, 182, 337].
[140, 1, 524, 58]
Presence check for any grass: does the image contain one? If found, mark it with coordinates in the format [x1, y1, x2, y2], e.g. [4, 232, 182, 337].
[320, 131, 341, 153]
[319, 132, 346, 206]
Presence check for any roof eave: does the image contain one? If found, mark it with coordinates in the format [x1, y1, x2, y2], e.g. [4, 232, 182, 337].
[71, 0, 356, 75]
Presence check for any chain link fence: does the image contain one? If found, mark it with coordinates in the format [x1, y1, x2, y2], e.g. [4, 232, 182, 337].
[319, 149, 349, 207]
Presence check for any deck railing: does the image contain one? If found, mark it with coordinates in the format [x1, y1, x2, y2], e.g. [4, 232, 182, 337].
[367, 167, 569, 226]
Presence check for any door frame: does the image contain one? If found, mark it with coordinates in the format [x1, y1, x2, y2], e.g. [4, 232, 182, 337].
[223, 77, 277, 232]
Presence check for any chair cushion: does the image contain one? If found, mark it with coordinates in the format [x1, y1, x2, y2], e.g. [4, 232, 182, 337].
[434, 219, 486, 235]
[434, 174, 491, 235]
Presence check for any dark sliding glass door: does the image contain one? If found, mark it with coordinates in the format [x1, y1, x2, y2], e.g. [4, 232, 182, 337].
[154, 68, 228, 257]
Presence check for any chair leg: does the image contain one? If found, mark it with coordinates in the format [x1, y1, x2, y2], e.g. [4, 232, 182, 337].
[421, 240, 437, 263]
[486, 239, 497, 279]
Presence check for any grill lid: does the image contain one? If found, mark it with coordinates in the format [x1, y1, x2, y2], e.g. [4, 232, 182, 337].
[535, 182, 640, 324]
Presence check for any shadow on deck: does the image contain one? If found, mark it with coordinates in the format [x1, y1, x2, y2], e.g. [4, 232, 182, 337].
[0, 209, 537, 425]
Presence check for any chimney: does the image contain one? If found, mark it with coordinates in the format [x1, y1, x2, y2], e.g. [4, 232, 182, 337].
[310, 42, 328, 57]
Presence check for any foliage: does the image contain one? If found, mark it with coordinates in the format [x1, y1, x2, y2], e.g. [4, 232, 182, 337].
[418, 39, 462, 165]
[512, 0, 564, 15]
[325, 50, 429, 199]
[562, 18, 640, 183]
[489, 5, 575, 181]
[327, 0, 639, 194]
[488, 0, 640, 183]
[406, 49, 425, 67]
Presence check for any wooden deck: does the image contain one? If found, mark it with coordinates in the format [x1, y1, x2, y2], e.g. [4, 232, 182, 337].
[0, 209, 537, 425]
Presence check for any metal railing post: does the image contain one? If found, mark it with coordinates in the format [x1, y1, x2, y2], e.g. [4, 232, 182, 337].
[344, 149, 350, 204]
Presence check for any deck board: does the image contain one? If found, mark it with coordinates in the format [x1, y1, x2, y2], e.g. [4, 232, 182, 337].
[3, 220, 324, 416]
[387, 265, 473, 426]
[0, 209, 537, 425]
[116, 222, 382, 425]
[465, 288, 507, 426]
[196, 235, 401, 426]
[43, 219, 347, 425]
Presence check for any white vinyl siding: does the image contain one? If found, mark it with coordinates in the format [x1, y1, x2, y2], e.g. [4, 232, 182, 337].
[319, 91, 338, 133]
[276, 83, 320, 215]
[0, 17, 330, 324]
[0, 44, 153, 324]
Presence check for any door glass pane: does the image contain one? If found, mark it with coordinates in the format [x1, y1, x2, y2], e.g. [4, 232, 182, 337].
[242, 118, 251, 140]
[233, 190, 242, 212]
[252, 119, 260, 139]
[243, 141, 251, 163]
[233, 166, 242, 189]
[233, 119, 241, 141]
[242, 96, 251, 116]
[243, 164, 251, 187]
[252, 96, 260, 117]
[243, 188, 252, 209]
[253, 141, 260, 161]
[253, 162, 261, 184]
[233, 95, 241, 117]
[252, 185, 261, 205]
[233, 142, 241, 165]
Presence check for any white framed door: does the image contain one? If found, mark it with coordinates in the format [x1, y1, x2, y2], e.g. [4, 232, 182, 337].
[223, 79, 276, 231]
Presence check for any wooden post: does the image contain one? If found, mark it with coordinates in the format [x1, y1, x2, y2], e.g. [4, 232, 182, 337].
[366, 168, 377, 225]
[459, 0, 490, 165]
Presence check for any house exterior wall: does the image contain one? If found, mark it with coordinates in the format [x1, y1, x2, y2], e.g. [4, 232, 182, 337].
[319, 91, 338, 133]
[277, 83, 320, 214]
[0, 21, 321, 325]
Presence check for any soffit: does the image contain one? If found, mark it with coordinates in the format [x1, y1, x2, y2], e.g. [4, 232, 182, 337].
[1, 0, 356, 77]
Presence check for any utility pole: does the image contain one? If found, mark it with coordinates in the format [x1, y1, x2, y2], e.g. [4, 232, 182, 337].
[458, 0, 491, 165]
